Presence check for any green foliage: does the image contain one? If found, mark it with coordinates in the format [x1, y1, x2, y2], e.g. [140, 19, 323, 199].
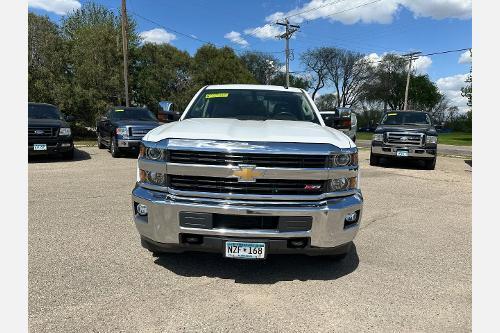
[269, 72, 311, 90]
[314, 93, 337, 110]
[132, 43, 193, 114]
[193, 45, 256, 86]
[240, 51, 281, 85]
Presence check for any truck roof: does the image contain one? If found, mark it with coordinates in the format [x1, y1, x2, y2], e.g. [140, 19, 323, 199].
[205, 84, 304, 93]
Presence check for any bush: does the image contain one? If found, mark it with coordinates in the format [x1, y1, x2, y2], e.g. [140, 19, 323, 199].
[72, 123, 96, 139]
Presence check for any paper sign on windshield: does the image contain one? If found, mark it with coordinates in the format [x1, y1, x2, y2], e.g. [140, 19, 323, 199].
[206, 93, 229, 99]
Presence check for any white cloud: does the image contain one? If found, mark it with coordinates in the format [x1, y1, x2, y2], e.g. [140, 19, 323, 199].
[413, 56, 432, 74]
[139, 28, 176, 45]
[224, 31, 249, 47]
[244, 25, 284, 40]
[458, 50, 472, 64]
[436, 73, 470, 112]
[28, 0, 81, 15]
[247, 0, 471, 34]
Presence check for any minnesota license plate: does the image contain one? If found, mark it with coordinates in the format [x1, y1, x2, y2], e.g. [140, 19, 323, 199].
[396, 150, 408, 157]
[225, 241, 266, 259]
[33, 144, 47, 151]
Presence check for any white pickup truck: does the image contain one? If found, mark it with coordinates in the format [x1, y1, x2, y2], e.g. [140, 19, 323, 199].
[131, 84, 363, 260]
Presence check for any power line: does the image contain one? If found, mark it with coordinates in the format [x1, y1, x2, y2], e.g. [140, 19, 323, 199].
[302, 0, 384, 24]
[285, 0, 350, 20]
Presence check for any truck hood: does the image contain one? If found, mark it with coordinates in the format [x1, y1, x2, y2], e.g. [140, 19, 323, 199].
[28, 118, 68, 128]
[144, 118, 353, 148]
[375, 124, 437, 136]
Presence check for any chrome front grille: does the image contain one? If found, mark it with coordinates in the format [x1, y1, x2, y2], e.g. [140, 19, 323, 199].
[386, 132, 423, 146]
[169, 150, 329, 168]
[28, 127, 57, 137]
[169, 175, 326, 195]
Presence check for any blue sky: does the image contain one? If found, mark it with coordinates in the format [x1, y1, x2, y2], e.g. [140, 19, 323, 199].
[28, 0, 472, 110]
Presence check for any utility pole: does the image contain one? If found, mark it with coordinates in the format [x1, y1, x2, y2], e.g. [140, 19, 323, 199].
[276, 19, 300, 88]
[403, 51, 421, 110]
[121, 0, 130, 106]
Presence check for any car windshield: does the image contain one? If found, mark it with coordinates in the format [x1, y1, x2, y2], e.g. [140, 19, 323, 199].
[111, 108, 157, 121]
[381, 112, 431, 125]
[184, 89, 320, 124]
[28, 104, 62, 120]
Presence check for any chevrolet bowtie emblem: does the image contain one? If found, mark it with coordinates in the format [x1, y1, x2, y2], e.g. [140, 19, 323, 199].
[232, 165, 262, 182]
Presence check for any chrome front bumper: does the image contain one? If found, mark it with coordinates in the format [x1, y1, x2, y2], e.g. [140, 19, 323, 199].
[371, 145, 436, 158]
[131, 185, 363, 249]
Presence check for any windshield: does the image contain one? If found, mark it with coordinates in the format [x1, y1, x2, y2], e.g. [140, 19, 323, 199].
[381, 112, 431, 125]
[110, 108, 157, 121]
[184, 89, 320, 124]
[28, 104, 62, 120]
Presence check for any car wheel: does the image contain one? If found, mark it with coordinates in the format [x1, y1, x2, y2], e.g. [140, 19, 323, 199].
[424, 157, 436, 170]
[61, 149, 74, 160]
[110, 137, 120, 158]
[352, 135, 356, 143]
[370, 152, 379, 166]
[97, 134, 105, 149]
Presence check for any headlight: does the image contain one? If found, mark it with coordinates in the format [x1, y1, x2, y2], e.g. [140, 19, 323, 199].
[139, 169, 166, 186]
[116, 127, 128, 137]
[426, 135, 438, 144]
[59, 127, 71, 136]
[328, 177, 357, 192]
[139, 143, 166, 161]
[372, 133, 384, 142]
[330, 152, 358, 167]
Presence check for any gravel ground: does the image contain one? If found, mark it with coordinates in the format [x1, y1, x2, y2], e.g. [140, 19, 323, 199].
[29, 147, 471, 332]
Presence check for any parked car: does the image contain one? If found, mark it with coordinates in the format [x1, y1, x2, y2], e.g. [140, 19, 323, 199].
[28, 102, 74, 159]
[96, 106, 161, 157]
[158, 101, 181, 123]
[319, 107, 357, 142]
[132, 84, 363, 260]
[370, 110, 438, 169]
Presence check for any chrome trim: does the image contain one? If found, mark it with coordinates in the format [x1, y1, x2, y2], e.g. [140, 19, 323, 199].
[385, 132, 424, 146]
[143, 138, 357, 155]
[132, 185, 363, 248]
[138, 181, 359, 201]
[372, 145, 436, 158]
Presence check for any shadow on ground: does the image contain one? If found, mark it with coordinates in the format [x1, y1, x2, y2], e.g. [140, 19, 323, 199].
[373, 157, 431, 170]
[153, 244, 359, 284]
[28, 148, 91, 163]
[464, 159, 472, 167]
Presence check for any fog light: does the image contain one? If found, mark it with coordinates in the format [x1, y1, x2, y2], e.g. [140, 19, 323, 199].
[329, 177, 350, 191]
[345, 211, 358, 223]
[136, 204, 148, 216]
[147, 171, 165, 186]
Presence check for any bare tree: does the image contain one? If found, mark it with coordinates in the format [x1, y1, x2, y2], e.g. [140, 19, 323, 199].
[300, 47, 331, 99]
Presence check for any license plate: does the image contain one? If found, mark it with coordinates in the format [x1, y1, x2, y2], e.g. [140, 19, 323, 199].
[225, 241, 266, 259]
[33, 144, 47, 151]
[396, 150, 408, 157]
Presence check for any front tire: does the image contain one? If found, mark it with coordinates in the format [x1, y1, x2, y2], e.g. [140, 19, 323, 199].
[110, 137, 120, 158]
[370, 152, 379, 166]
[424, 157, 436, 170]
[61, 149, 74, 160]
[97, 134, 105, 149]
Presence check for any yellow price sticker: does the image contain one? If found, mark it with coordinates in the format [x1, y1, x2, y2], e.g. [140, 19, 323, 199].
[387, 113, 397, 116]
[206, 93, 229, 99]
[115, 109, 124, 112]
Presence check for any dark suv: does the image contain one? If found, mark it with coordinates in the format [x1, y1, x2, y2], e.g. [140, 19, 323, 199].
[96, 106, 161, 157]
[28, 103, 74, 159]
[370, 111, 438, 169]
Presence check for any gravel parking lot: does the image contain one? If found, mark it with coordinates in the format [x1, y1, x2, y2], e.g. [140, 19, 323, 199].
[29, 147, 471, 332]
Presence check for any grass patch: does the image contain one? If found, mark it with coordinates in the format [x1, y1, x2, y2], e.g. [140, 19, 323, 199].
[356, 131, 471, 146]
[74, 138, 97, 147]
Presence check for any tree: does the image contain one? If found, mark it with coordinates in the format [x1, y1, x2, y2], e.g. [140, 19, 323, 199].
[362, 54, 441, 111]
[269, 72, 311, 90]
[461, 74, 472, 108]
[300, 47, 331, 99]
[314, 93, 337, 110]
[240, 51, 281, 84]
[325, 48, 371, 108]
[192, 45, 256, 86]
[60, 2, 139, 124]
[28, 13, 67, 104]
[132, 43, 193, 114]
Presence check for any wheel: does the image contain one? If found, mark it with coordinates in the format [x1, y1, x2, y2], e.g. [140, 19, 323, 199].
[352, 135, 356, 143]
[61, 149, 74, 160]
[97, 134, 105, 149]
[110, 137, 120, 158]
[370, 152, 379, 166]
[424, 157, 436, 170]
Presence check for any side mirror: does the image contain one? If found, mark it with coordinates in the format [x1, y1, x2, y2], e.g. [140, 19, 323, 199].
[65, 115, 76, 122]
[100, 116, 108, 122]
